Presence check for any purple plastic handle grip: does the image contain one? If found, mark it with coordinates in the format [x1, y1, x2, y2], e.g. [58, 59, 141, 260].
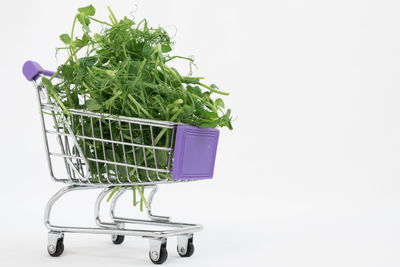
[22, 60, 56, 81]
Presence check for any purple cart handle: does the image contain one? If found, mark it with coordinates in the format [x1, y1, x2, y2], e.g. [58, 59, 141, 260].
[22, 60, 56, 81]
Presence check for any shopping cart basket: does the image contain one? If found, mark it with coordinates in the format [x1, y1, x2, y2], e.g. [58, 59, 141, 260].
[22, 60, 220, 264]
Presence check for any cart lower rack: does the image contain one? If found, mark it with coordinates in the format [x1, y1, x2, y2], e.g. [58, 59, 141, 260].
[23, 61, 220, 264]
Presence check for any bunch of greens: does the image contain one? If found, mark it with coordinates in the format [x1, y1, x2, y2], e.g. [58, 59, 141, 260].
[42, 5, 232, 209]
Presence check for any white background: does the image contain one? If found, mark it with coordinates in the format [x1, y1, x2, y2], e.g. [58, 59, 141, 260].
[1, 0, 400, 266]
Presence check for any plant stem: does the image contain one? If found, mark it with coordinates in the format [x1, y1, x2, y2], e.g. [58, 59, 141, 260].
[107, 6, 118, 24]
[137, 186, 148, 208]
[165, 55, 195, 62]
[184, 76, 204, 80]
[132, 186, 137, 206]
[163, 64, 180, 81]
[50, 46, 83, 81]
[88, 16, 112, 26]
[199, 82, 230, 96]
[128, 94, 154, 118]
[154, 109, 182, 145]
[107, 186, 121, 202]
[70, 15, 78, 61]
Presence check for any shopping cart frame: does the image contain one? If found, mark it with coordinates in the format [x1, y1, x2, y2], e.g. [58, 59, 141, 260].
[23, 61, 220, 264]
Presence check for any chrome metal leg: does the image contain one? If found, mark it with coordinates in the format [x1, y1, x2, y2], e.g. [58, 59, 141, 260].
[44, 185, 88, 230]
[45, 185, 202, 237]
[109, 185, 171, 223]
[94, 187, 120, 228]
[108, 186, 201, 233]
[109, 188, 126, 219]
[147, 186, 171, 222]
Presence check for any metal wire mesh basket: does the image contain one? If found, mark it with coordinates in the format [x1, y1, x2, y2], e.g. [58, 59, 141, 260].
[24, 60, 220, 186]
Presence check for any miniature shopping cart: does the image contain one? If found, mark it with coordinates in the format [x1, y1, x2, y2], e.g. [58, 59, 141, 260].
[22, 60, 220, 264]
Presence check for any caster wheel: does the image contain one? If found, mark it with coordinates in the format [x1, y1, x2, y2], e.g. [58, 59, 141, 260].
[48, 238, 64, 257]
[149, 243, 168, 264]
[177, 237, 194, 257]
[112, 235, 125, 245]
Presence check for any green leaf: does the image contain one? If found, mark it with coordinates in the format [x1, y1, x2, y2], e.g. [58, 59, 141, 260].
[73, 34, 89, 48]
[105, 91, 122, 109]
[86, 100, 102, 111]
[78, 56, 98, 67]
[220, 109, 231, 122]
[59, 34, 71, 44]
[59, 64, 74, 80]
[75, 64, 88, 79]
[201, 110, 218, 119]
[142, 43, 153, 58]
[200, 121, 219, 128]
[187, 85, 202, 96]
[133, 136, 142, 144]
[41, 77, 53, 90]
[224, 108, 231, 118]
[182, 104, 194, 115]
[155, 150, 168, 167]
[77, 14, 90, 28]
[161, 44, 172, 53]
[215, 98, 225, 109]
[78, 5, 96, 16]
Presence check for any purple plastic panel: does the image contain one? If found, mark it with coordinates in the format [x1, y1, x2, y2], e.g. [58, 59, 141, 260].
[22, 60, 56, 81]
[172, 125, 220, 180]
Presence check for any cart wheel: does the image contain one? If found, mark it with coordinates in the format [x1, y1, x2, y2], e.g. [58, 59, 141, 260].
[149, 243, 168, 264]
[112, 235, 125, 245]
[177, 237, 195, 257]
[48, 238, 64, 257]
